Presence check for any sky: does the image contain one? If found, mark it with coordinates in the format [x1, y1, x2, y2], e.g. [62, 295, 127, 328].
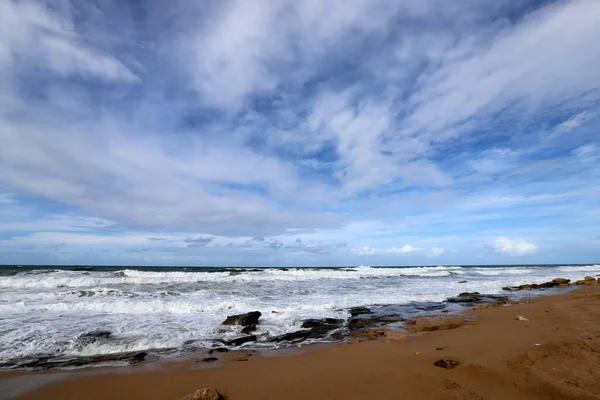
[0, 0, 599, 267]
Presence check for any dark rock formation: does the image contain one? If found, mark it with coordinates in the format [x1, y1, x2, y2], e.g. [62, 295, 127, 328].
[225, 335, 257, 347]
[434, 358, 460, 369]
[222, 311, 261, 326]
[208, 347, 229, 354]
[2, 351, 147, 370]
[502, 278, 574, 291]
[349, 306, 373, 317]
[76, 330, 112, 348]
[201, 357, 218, 362]
[446, 293, 508, 305]
[241, 324, 257, 334]
[301, 318, 344, 329]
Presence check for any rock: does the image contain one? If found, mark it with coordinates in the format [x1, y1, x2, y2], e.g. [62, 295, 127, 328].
[222, 311, 261, 326]
[516, 315, 529, 321]
[408, 317, 468, 333]
[6, 351, 148, 370]
[180, 388, 222, 400]
[231, 357, 249, 362]
[269, 317, 345, 343]
[348, 306, 373, 317]
[384, 331, 408, 341]
[79, 330, 112, 339]
[225, 335, 257, 347]
[352, 329, 386, 341]
[201, 357, 218, 362]
[208, 347, 229, 354]
[584, 276, 595, 281]
[436, 347, 445, 350]
[434, 359, 460, 369]
[458, 292, 480, 297]
[75, 331, 113, 350]
[269, 329, 324, 343]
[446, 293, 508, 305]
[301, 318, 344, 329]
[458, 280, 467, 283]
[502, 278, 581, 292]
[575, 279, 596, 285]
[241, 324, 257, 334]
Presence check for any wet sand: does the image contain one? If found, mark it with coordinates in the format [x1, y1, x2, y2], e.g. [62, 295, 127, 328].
[4, 284, 600, 400]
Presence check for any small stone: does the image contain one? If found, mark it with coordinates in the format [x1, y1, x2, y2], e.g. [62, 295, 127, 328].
[180, 387, 222, 400]
[201, 357, 218, 362]
[436, 347, 445, 350]
[458, 280, 467, 283]
[434, 359, 460, 369]
[516, 315, 529, 321]
[231, 357, 249, 362]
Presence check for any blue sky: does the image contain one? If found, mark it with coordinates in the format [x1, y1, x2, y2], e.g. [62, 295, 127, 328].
[0, 0, 599, 266]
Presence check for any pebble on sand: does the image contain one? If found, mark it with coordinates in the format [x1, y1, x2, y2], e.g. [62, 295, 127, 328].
[180, 387, 222, 400]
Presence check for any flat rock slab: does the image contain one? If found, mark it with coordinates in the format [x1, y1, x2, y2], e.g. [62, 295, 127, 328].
[408, 317, 468, 333]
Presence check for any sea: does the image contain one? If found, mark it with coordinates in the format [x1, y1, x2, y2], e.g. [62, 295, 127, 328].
[1, 264, 599, 367]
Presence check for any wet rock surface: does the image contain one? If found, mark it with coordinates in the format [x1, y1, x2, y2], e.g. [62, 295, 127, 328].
[434, 358, 460, 369]
[76, 330, 112, 347]
[301, 318, 344, 329]
[240, 324, 257, 334]
[0, 351, 149, 370]
[224, 335, 257, 347]
[502, 277, 574, 291]
[222, 311, 262, 326]
[446, 293, 509, 306]
[208, 347, 229, 354]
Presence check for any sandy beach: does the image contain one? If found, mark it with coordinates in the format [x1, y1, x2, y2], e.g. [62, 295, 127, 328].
[3, 282, 600, 400]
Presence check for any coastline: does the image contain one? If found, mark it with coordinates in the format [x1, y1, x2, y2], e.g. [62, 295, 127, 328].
[4, 281, 600, 400]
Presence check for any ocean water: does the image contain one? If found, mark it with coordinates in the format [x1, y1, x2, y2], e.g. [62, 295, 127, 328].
[0, 264, 599, 364]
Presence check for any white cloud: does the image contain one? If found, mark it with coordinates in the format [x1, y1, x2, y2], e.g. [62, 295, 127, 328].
[489, 237, 537, 256]
[385, 245, 419, 254]
[0, 1, 137, 82]
[572, 144, 599, 164]
[403, 0, 600, 139]
[351, 246, 377, 255]
[428, 247, 446, 257]
[552, 111, 590, 135]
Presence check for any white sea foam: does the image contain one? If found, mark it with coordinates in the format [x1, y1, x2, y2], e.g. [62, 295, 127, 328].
[1, 265, 599, 364]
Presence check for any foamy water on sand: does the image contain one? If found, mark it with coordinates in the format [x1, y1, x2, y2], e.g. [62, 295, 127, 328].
[0, 265, 598, 364]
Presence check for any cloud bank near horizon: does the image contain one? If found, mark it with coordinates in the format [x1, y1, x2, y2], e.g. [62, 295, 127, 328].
[0, 0, 599, 266]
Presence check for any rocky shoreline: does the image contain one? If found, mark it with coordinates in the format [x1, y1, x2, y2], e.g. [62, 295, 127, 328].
[3, 275, 597, 371]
